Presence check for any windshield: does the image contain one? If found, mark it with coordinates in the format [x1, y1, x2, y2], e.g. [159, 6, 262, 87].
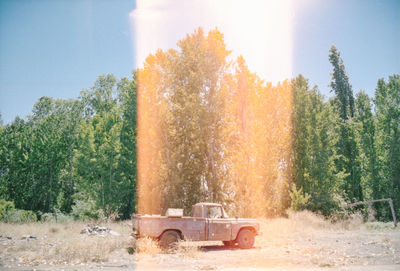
[208, 206, 222, 218]
[207, 206, 229, 218]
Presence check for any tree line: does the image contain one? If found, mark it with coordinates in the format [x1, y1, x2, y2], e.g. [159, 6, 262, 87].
[0, 75, 137, 219]
[0, 28, 399, 221]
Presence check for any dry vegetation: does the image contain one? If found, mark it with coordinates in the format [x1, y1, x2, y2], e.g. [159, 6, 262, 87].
[0, 220, 201, 269]
[0, 221, 132, 265]
[1, 212, 399, 270]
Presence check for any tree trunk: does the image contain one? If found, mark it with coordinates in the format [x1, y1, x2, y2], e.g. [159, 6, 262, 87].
[69, 151, 73, 193]
[101, 175, 105, 209]
[49, 159, 53, 212]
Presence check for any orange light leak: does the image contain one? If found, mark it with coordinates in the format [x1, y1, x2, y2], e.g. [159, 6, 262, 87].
[132, 0, 293, 224]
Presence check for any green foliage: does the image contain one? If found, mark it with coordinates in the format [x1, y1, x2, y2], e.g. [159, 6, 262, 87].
[291, 75, 343, 215]
[4, 209, 37, 223]
[74, 74, 134, 217]
[0, 199, 15, 220]
[354, 91, 377, 201]
[329, 46, 362, 203]
[0, 29, 398, 223]
[137, 28, 233, 214]
[40, 209, 73, 223]
[116, 74, 137, 218]
[137, 28, 293, 217]
[374, 74, 400, 220]
[289, 183, 311, 211]
[0, 72, 137, 220]
[0, 199, 37, 223]
[71, 197, 105, 221]
[0, 98, 84, 214]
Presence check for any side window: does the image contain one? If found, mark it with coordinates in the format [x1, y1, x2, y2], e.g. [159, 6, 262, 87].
[208, 206, 222, 218]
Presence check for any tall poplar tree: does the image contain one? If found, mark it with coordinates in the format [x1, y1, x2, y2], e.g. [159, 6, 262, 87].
[374, 75, 400, 219]
[329, 46, 362, 202]
[74, 74, 123, 214]
[117, 74, 137, 218]
[354, 91, 378, 202]
[291, 75, 343, 214]
[139, 28, 232, 213]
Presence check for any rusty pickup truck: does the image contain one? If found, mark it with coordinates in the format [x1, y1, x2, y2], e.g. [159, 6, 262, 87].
[132, 202, 260, 249]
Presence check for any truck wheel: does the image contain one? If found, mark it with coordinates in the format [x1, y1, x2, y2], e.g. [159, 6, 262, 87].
[159, 230, 180, 249]
[237, 229, 254, 249]
[223, 240, 235, 247]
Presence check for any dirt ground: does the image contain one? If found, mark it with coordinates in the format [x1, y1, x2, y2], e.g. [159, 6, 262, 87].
[1, 212, 399, 271]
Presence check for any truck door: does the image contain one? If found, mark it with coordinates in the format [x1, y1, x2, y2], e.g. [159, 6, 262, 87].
[207, 206, 231, 241]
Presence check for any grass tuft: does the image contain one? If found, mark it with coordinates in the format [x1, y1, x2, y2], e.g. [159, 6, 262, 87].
[133, 236, 162, 255]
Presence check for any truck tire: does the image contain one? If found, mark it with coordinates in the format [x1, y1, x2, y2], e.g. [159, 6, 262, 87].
[159, 230, 180, 249]
[237, 229, 255, 249]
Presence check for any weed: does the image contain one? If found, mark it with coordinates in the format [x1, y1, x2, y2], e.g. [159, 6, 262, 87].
[134, 237, 162, 255]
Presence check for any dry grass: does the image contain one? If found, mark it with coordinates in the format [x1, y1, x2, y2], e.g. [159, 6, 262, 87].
[2, 212, 396, 268]
[256, 210, 370, 247]
[133, 236, 162, 255]
[132, 236, 201, 260]
[1, 220, 202, 266]
[0, 221, 132, 264]
[176, 240, 201, 258]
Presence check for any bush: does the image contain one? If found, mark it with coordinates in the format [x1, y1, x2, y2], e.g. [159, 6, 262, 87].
[41, 209, 73, 223]
[364, 221, 396, 230]
[289, 183, 311, 211]
[4, 209, 37, 223]
[0, 199, 37, 223]
[0, 199, 15, 220]
[71, 198, 105, 221]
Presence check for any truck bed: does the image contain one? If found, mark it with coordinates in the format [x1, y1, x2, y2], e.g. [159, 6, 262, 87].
[135, 215, 208, 241]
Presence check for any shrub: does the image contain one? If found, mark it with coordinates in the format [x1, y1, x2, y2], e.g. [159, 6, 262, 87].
[289, 183, 311, 211]
[41, 209, 73, 223]
[4, 209, 37, 223]
[0, 200, 37, 223]
[71, 198, 105, 221]
[0, 199, 15, 220]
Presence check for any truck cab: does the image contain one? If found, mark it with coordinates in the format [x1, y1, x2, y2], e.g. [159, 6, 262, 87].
[192, 202, 233, 241]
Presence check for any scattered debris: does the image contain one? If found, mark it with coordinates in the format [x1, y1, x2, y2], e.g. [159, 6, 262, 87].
[80, 225, 120, 236]
[126, 247, 135, 254]
[0, 236, 13, 243]
[21, 235, 37, 241]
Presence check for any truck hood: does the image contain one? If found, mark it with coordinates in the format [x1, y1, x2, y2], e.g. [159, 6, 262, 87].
[223, 218, 260, 234]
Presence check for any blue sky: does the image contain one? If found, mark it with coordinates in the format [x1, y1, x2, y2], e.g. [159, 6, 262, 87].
[292, 0, 400, 96]
[0, 0, 136, 123]
[0, 0, 399, 124]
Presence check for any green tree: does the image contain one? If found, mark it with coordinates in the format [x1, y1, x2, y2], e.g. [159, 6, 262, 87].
[117, 73, 137, 218]
[137, 28, 233, 214]
[354, 91, 378, 202]
[75, 74, 122, 215]
[29, 97, 76, 213]
[329, 46, 355, 120]
[55, 99, 84, 212]
[0, 117, 32, 209]
[0, 97, 78, 214]
[374, 74, 400, 219]
[166, 28, 231, 211]
[329, 46, 362, 203]
[291, 75, 343, 214]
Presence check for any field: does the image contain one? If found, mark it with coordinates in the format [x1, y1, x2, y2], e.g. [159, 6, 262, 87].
[1, 211, 399, 270]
